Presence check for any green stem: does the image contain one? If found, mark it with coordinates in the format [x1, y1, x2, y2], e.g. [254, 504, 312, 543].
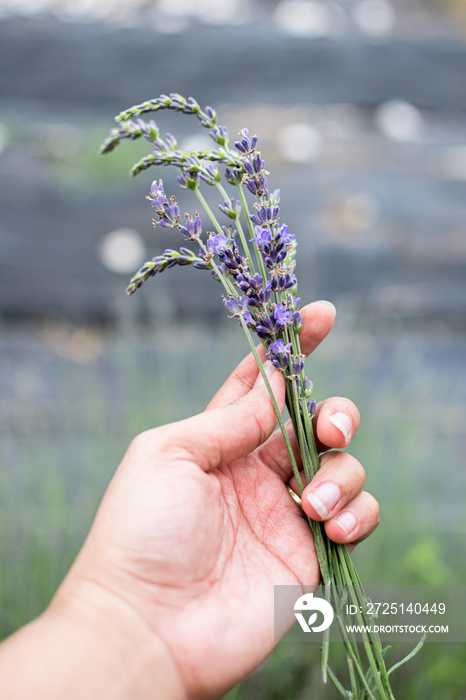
[340, 548, 394, 698]
[284, 380, 330, 583]
[215, 180, 231, 202]
[331, 552, 363, 674]
[321, 583, 331, 684]
[326, 664, 349, 698]
[288, 380, 313, 484]
[337, 548, 391, 699]
[281, 320, 393, 696]
[236, 217, 255, 272]
[332, 609, 376, 699]
[348, 656, 358, 699]
[239, 318, 304, 493]
[195, 188, 224, 236]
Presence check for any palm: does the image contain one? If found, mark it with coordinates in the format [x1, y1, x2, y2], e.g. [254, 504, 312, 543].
[87, 438, 319, 698]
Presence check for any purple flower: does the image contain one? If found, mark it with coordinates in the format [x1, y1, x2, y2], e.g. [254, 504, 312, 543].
[303, 377, 314, 396]
[266, 338, 292, 369]
[243, 161, 254, 175]
[250, 206, 280, 226]
[252, 219, 294, 269]
[243, 310, 256, 328]
[250, 227, 272, 246]
[255, 313, 274, 338]
[224, 168, 243, 185]
[273, 303, 292, 327]
[296, 375, 313, 398]
[179, 216, 202, 240]
[158, 203, 180, 228]
[207, 234, 229, 254]
[147, 180, 169, 213]
[224, 296, 249, 316]
[292, 311, 303, 331]
[253, 154, 265, 173]
[277, 273, 297, 290]
[246, 179, 258, 196]
[234, 273, 270, 307]
[258, 282, 272, 305]
[234, 128, 258, 154]
[291, 354, 305, 375]
[277, 224, 295, 243]
[269, 339, 292, 355]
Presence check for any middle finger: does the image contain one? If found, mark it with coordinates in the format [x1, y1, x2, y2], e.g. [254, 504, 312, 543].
[257, 396, 360, 482]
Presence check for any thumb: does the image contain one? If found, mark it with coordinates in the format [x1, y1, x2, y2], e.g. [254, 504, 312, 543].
[162, 361, 285, 471]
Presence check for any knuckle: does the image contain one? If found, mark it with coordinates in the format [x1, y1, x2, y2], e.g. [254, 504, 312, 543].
[320, 451, 366, 487]
[128, 426, 162, 455]
[129, 429, 151, 451]
[352, 457, 366, 487]
[319, 450, 339, 468]
[362, 491, 380, 527]
[251, 409, 270, 447]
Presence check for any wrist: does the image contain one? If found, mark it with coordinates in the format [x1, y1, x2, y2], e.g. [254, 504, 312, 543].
[0, 574, 186, 700]
[51, 574, 187, 700]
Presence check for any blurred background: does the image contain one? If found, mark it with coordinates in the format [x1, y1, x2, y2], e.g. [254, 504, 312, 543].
[0, 0, 465, 697]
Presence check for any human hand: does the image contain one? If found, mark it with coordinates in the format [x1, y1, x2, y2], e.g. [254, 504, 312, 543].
[0, 301, 379, 700]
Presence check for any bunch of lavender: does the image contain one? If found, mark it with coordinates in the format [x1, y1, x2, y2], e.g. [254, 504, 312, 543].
[100, 93, 423, 699]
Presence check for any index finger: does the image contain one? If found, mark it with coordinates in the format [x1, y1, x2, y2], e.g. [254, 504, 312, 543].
[206, 301, 336, 411]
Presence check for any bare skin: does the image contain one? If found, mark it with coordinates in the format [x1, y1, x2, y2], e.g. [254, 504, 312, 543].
[0, 301, 379, 700]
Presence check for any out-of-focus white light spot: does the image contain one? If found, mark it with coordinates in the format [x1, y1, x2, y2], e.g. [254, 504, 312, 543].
[157, 0, 248, 25]
[1, 0, 53, 16]
[196, 0, 249, 25]
[0, 123, 8, 155]
[353, 0, 395, 37]
[98, 228, 146, 274]
[273, 1, 332, 38]
[375, 100, 424, 142]
[1, 0, 247, 25]
[278, 122, 324, 163]
[443, 146, 466, 180]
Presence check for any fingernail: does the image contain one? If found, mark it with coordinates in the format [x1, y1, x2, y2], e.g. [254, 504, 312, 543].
[329, 412, 352, 442]
[254, 360, 276, 388]
[307, 482, 341, 519]
[316, 300, 336, 317]
[333, 511, 357, 536]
